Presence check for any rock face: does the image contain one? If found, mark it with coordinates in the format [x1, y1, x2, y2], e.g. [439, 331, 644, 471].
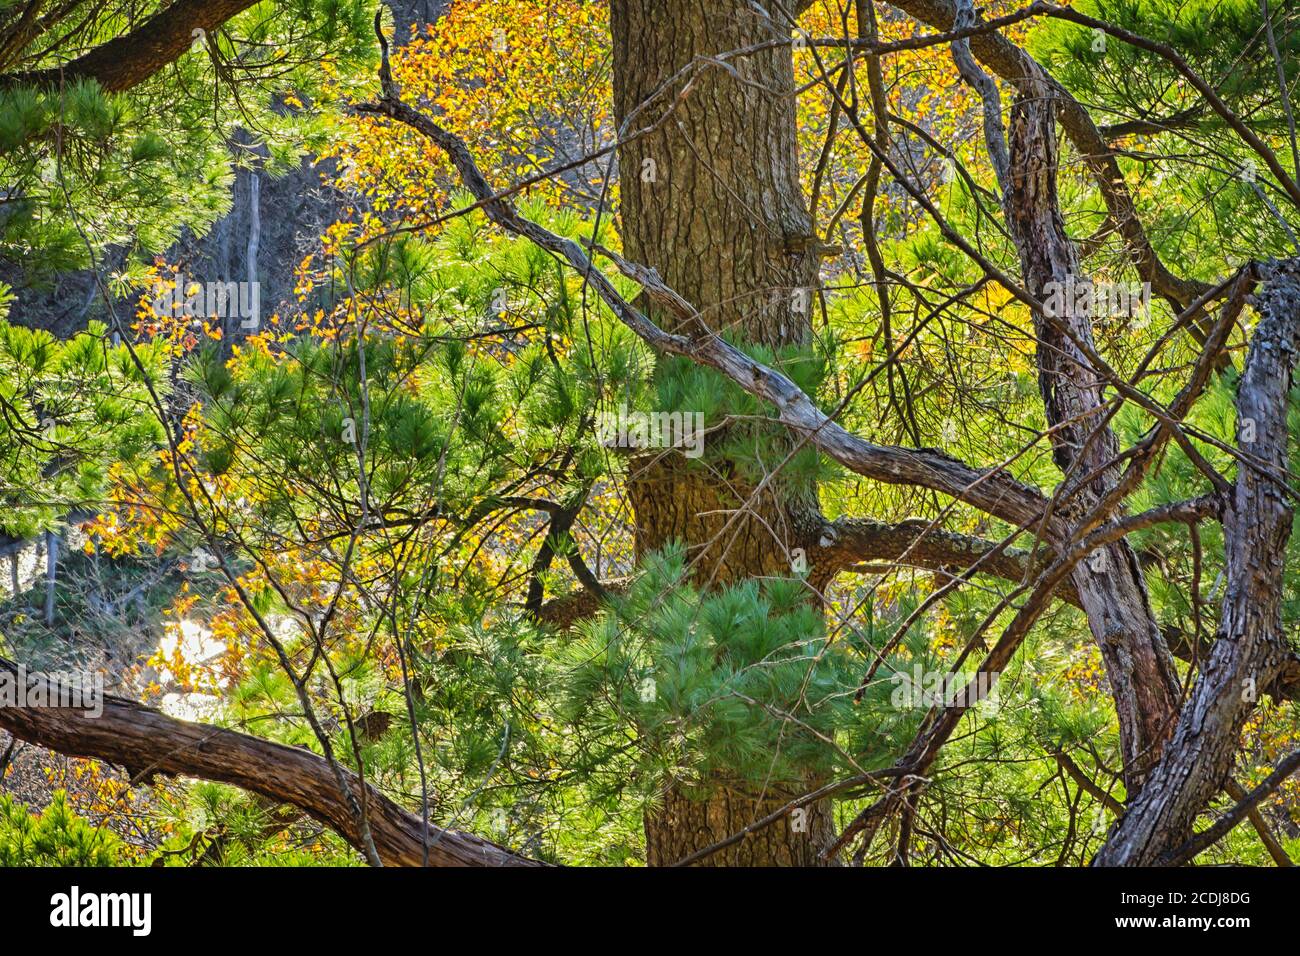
[7, 0, 445, 340]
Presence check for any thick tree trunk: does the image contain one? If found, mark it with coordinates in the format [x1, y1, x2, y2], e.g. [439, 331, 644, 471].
[1095, 258, 1300, 865]
[612, 2, 819, 355]
[645, 782, 837, 867]
[611, 0, 834, 864]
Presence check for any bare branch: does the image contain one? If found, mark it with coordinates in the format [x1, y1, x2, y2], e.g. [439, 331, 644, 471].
[0, 657, 543, 867]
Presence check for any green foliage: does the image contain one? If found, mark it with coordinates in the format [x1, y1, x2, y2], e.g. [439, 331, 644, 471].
[4, 0, 1300, 870]
[0, 0, 376, 276]
[1031, 0, 1300, 271]
[563, 545, 948, 792]
[0, 791, 128, 866]
[0, 304, 167, 538]
[147, 782, 359, 867]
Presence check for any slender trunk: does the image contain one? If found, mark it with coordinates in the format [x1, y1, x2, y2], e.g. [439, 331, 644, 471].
[1095, 259, 1300, 865]
[611, 0, 832, 864]
[992, 61, 1181, 792]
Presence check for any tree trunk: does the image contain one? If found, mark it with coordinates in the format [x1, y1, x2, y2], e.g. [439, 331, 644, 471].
[1095, 258, 1300, 865]
[645, 781, 837, 867]
[611, 0, 833, 864]
[974, 50, 1182, 793]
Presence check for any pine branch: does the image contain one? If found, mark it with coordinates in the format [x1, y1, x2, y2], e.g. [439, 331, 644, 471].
[0, 656, 545, 867]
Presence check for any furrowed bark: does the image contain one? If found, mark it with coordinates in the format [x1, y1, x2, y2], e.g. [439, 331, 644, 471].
[1094, 258, 1300, 866]
[951, 5, 1181, 792]
[610, 0, 834, 865]
[0, 657, 542, 867]
[644, 782, 838, 867]
[1001, 66, 1181, 791]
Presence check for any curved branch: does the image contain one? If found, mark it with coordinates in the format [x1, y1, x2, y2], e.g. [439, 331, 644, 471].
[6, 0, 259, 93]
[811, 515, 1079, 603]
[0, 657, 543, 867]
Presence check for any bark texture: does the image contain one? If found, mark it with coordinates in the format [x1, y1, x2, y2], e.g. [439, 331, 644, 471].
[613, 2, 818, 352]
[1094, 258, 1300, 865]
[975, 47, 1180, 791]
[644, 781, 837, 867]
[611, 0, 834, 864]
[0, 656, 541, 867]
[611, 0, 823, 586]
